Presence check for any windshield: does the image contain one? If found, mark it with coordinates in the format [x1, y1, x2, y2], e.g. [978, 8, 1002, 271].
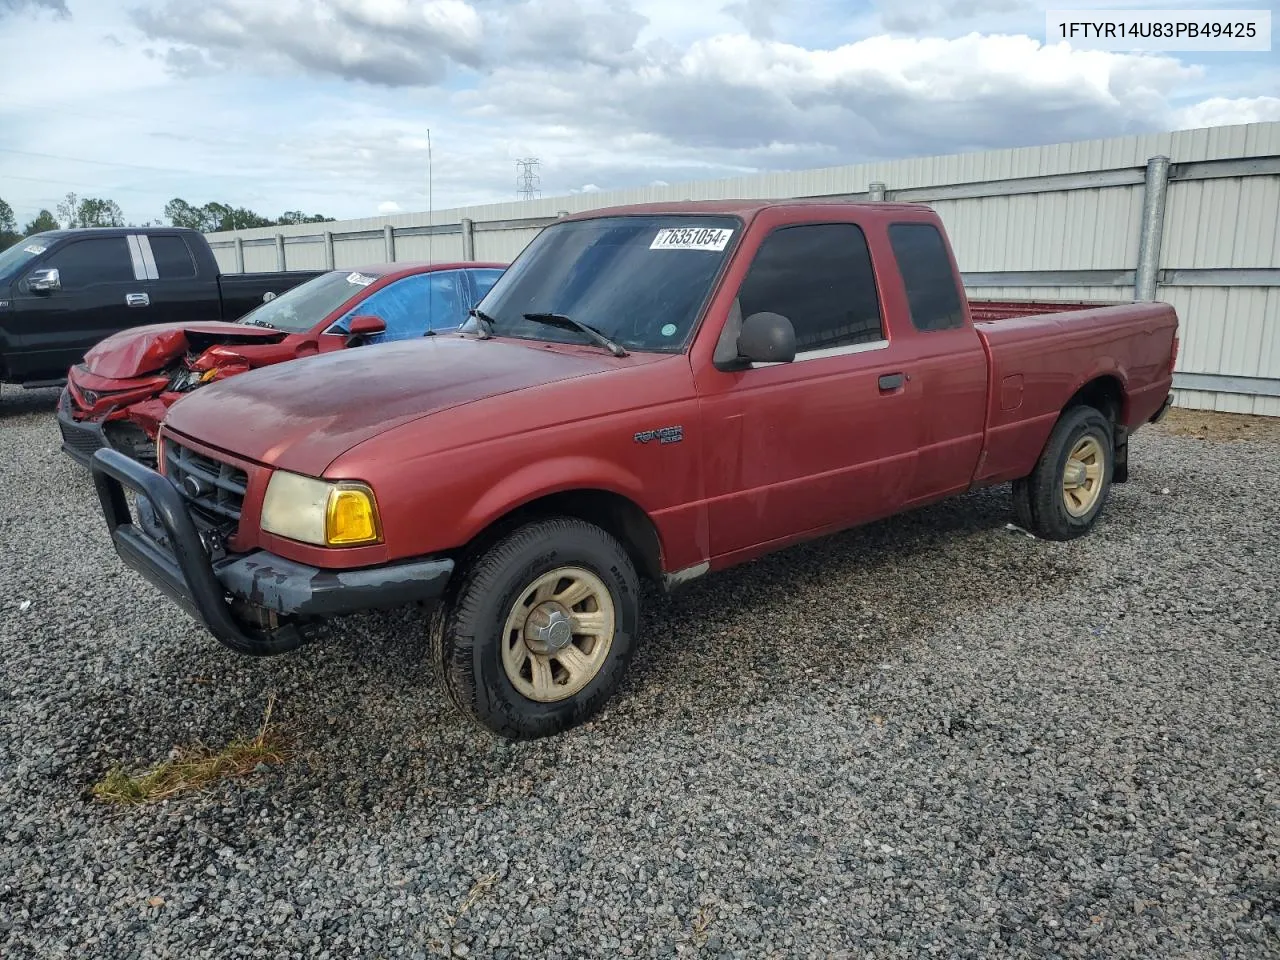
[235, 269, 375, 333]
[0, 233, 56, 281]
[470, 215, 740, 353]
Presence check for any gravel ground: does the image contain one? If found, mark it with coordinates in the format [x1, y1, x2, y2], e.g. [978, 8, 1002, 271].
[1, 387, 1277, 959]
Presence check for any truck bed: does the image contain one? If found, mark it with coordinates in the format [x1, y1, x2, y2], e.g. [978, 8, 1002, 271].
[967, 297, 1120, 323]
[971, 300, 1178, 486]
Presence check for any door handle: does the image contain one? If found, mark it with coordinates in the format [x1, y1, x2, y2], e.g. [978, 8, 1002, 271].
[126, 293, 150, 307]
[878, 373, 905, 391]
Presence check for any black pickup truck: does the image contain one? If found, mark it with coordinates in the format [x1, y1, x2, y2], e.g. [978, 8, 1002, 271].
[0, 227, 321, 387]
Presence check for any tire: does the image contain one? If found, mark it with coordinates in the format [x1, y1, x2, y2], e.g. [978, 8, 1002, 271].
[431, 518, 640, 739]
[1013, 405, 1114, 541]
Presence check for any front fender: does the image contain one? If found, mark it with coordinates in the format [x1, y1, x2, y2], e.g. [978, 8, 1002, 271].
[457, 455, 650, 544]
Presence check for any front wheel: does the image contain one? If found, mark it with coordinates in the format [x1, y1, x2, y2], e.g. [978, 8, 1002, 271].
[1011, 404, 1114, 541]
[432, 518, 640, 739]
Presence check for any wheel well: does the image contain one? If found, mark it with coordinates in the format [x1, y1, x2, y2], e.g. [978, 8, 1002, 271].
[464, 490, 664, 584]
[1066, 375, 1125, 424]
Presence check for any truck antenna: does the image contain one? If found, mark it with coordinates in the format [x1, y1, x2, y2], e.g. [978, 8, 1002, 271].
[426, 128, 433, 265]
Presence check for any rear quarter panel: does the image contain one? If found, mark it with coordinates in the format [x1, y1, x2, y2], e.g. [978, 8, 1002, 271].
[975, 302, 1177, 485]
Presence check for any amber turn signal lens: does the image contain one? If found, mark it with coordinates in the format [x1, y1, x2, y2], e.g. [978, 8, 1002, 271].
[325, 485, 382, 546]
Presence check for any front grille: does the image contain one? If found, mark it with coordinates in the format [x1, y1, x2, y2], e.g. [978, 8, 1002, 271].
[58, 418, 104, 457]
[165, 440, 248, 524]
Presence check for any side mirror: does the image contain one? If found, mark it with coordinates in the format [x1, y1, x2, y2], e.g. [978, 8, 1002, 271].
[345, 314, 386, 346]
[28, 268, 60, 293]
[347, 315, 386, 337]
[737, 312, 796, 365]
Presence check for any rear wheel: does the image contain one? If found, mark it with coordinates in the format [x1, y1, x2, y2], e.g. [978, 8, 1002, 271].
[432, 518, 640, 739]
[1012, 405, 1114, 541]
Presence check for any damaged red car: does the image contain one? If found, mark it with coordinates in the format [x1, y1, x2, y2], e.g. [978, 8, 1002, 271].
[58, 261, 505, 465]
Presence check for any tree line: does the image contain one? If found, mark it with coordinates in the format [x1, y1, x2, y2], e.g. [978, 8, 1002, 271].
[0, 192, 335, 249]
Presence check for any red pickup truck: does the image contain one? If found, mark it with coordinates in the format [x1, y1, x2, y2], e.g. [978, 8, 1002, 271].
[91, 200, 1177, 739]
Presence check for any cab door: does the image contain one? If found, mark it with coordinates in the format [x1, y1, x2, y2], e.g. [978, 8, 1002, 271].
[140, 233, 221, 324]
[884, 221, 989, 505]
[8, 234, 144, 380]
[694, 219, 921, 560]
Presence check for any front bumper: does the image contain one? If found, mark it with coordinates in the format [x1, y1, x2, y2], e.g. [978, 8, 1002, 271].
[57, 389, 108, 467]
[90, 448, 455, 656]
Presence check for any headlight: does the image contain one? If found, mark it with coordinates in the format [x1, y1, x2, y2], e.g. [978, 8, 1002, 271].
[260, 471, 382, 547]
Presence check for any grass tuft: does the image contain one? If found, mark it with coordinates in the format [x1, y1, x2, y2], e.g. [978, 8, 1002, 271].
[92, 694, 289, 805]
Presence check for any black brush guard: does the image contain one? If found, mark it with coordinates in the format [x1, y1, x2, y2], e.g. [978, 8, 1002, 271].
[91, 448, 454, 656]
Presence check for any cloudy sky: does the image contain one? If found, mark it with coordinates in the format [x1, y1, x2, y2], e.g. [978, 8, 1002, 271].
[1, 0, 1277, 226]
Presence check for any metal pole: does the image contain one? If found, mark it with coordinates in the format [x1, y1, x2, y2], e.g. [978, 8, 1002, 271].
[426, 128, 433, 263]
[233, 237, 244, 273]
[1134, 155, 1171, 302]
[868, 181, 887, 201]
[274, 233, 286, 271]
[323, 231, 335, 269]
[460, 218, 474, 260]
[383, 224, 396, 262]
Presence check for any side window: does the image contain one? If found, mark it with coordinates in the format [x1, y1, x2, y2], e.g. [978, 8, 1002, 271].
[888, 223, 964, 332]
[422, 271, 466, 330]
[38, 238, 135, 291]
[149, 235, 197, 279]
[469, 269, 504, 304]
[334, 271, 465, 342]
[737, 223, 883, 354]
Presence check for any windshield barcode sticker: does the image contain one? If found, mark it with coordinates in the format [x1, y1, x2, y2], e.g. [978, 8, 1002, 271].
[650, 227, 734, 252]
[23, 244, 47, 255]
[346, 271, 376, 286]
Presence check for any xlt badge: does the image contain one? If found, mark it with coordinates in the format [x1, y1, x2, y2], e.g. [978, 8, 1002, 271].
[634, 426, 683, 445]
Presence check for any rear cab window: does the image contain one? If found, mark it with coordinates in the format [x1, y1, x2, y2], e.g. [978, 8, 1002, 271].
[149, 235, 197, 279]
[737, 222, 884, 356]
[888, 223, 965, 332]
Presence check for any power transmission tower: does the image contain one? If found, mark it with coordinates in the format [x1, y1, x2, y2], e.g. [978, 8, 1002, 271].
[515, 158, 541, 201]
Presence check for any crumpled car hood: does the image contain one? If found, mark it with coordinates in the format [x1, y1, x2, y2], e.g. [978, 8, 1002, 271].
[83, 321, 286, 379]
[163, 336, 636, 477]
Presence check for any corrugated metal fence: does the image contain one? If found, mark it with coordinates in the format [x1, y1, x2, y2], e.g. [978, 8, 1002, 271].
[208, 121, 1280, 416]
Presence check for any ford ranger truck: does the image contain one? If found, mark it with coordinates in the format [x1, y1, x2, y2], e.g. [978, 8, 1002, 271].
[0, 227, 320, 388]
[90, 200, 1178, 740]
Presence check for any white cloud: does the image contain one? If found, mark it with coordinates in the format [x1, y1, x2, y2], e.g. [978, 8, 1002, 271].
[876, 0, 1031, 33]
[0, 0, 68, 17]
[377, 200, 403, 213]
[2, 0, 1273, 225]
[1176, 96, 1280, 130]
[133, 0, 485, 85]
[475, 32, 1200, 167]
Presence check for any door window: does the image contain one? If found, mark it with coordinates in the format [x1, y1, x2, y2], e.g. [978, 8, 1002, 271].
[36, 238, 134, 291]
[737, 223, 883, 354]
[888, 223, 965, 332]
[149, 235, 197, 279]
[333, 271, 466, 342]
[468, 268, 504, 304]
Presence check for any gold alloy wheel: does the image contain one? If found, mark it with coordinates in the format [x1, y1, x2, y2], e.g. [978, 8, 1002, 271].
[501, 566, 616, 703]
[1061, 435, 1106, 517]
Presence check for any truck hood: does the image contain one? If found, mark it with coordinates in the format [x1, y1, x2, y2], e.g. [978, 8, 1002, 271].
[83, 321, 287, 379]
[164, 336, 640, 476]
